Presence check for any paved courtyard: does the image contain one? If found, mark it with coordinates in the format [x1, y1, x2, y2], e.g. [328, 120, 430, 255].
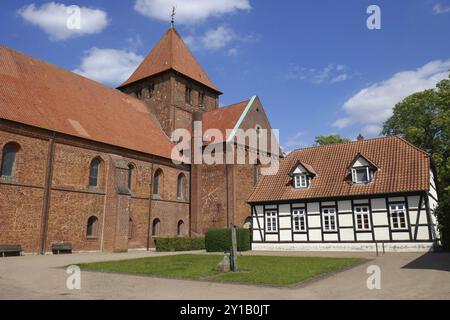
[0, 250, 449, 299]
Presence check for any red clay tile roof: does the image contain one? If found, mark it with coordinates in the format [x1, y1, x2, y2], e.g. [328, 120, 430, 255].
[118, 28, 221, 93]
[201, 100, 249, 145]
[248, 136, 430, 203]
[0, 45, 175, 160]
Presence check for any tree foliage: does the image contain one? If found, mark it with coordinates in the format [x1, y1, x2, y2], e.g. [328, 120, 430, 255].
[382, 74, 450, 249]
[314, 134, 350, 146]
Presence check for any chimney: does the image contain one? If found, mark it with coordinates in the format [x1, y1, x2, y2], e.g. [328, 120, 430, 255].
[357, 134, 364, 141]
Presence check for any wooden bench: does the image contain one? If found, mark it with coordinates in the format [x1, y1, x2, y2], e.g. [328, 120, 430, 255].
[0, 245, 22, 257]
[52, 243, 73, 255]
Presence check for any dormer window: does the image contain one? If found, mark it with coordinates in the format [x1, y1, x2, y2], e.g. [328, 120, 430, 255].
[289, 161, 316, 190]
[348, 154, 377, 185]
[294, 174, 308, 188]
[351, 167, 371, 184]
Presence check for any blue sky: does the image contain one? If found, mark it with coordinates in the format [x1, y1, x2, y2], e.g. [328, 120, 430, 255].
[1, 0, 449, 151]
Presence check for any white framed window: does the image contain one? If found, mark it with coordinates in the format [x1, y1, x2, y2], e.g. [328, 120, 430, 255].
[354, 205, 371, 231]
[389, 203, 408, 230]
[294, 174, 308, 189]
[351, 167, 371, 184]
[293, 209, 306, 232]
[265, 210, 278, 233]
[322, 208, 337, 232]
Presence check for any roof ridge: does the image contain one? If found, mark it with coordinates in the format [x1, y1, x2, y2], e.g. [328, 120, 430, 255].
[392, 135, 430, 157]
[205, 99, 250, 113]
[289, 135, 398, 155]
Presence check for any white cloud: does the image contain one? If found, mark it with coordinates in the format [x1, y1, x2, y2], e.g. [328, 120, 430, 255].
[17, 2, 109, 40]
[433, 3, 450, 14]
[227, 48, 238, 57]
[134, 0, 251, 25]
[282, 132, 305, 152]
[74, 48, 143, 86]
[201, 26, 234, 49]
[287, 63, 350, 84]
[334, 59, 450, 130]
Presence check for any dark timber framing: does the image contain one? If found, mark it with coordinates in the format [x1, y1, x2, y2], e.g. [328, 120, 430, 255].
[250, 192, 437, 245]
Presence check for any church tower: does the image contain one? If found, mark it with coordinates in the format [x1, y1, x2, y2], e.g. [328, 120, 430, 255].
[117, 27, 222, 137]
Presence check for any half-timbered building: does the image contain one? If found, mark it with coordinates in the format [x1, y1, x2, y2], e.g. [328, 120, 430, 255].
[248, 136, 439, 252]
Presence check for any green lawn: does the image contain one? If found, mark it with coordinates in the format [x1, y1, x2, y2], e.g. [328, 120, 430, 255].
[77, 254, 362, 286]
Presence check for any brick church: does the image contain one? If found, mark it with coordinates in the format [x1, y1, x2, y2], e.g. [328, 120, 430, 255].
[0, 27, 276, 254]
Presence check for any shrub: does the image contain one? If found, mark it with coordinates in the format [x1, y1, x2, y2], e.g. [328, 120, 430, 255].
[435, 190, 450, 251]
[155, 237, 205, 252]
[205, 228, 251, 252]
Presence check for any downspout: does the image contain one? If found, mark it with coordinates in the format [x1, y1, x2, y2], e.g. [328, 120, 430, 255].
[146, 162, 155, 250]
[39, 132, 56, 255]
[99, 157, 111, 251]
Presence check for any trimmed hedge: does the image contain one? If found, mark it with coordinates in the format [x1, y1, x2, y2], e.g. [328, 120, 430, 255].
[205, 228, 251, 252]
[155, 237, 205, 252]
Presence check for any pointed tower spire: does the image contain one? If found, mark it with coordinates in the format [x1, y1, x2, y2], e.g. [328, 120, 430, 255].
[117, 28, 221, 93]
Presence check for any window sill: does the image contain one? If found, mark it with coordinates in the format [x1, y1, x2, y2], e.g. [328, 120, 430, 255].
[86, 236, 98, 240]
[0, 176, 16, 184]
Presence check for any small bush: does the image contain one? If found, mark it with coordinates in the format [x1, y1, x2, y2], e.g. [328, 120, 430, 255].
[155, 237, 205, 252]
[435, 190, 450, 251]
[205, 228, 251, 252]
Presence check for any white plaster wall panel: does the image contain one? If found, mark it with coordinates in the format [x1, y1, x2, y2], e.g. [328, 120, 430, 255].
[252, 230, 262, 241]
[279, 216, 291, 229]
[322, 201, 335, 206]
[257, 217, 264, 229]
[407, 196, 420, 209]
[371, 198, 386, 211]
[323, 233, 339, 242]
[309, 229, 322, 241]
[307, 202, 320, 214]
[338, 200, 352, 212]
[392, 232, 410, 241]
[340, 229, 355, 241]
[416, 226, 429, 240]
[354, 199, 369, 204]
[339, 214, 353, 227]
[293, 234, 308, 242]
[308, 215, 321, 228]
[255, 206, 264, 216]
[372, 212, 388, 226]
[389, 196, 405, 202]
[373, 227, 390, 241]
[292, 203, 306, 208]
[356, 232, 373, 241]
[265, 234, 278, 242]
[279, 204, 290, 216]
[280, 230, 291, 241]
[252, 242, 435, 252]
[409, 211, 418, 225]
[265, 204, 277, 210]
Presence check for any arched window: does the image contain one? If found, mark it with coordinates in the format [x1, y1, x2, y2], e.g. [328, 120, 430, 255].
[177, 173, 186, 199]
[127, 164, 135, 190]
[152, 218, 161, 236]
[1, 142, 20, 178]
[177, 220, 184, 236]
[88, 157, 101, 187]
[128, 218, 133, 239]
[86, 216, 99, 238]
[152, 169, 163, 195]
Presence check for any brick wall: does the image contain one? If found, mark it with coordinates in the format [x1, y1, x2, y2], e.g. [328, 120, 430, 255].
[0, 121, 191, 253]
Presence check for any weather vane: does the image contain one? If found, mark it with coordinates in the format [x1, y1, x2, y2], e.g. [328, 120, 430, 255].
[171, 6, 176, 28]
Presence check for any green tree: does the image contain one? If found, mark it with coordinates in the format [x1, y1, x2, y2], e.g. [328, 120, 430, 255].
[382, 74, 450, 249]
[314, 134, 350, 146]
